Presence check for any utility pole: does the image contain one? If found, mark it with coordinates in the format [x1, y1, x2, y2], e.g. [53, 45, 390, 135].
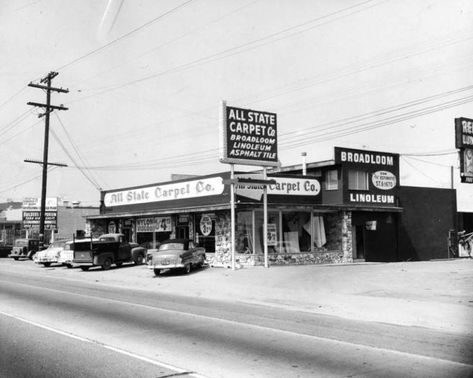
[27, 71, 68, 242]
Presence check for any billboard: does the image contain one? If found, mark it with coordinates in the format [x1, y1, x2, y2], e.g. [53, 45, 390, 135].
[455, 117, 473, 183]
[22, 197, 58, 229]
[455, 117, 473, 149]
[219, 103, 278, 167]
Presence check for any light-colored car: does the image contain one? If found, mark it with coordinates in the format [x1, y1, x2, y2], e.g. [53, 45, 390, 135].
[148, 239, 205, 276]
[34, 240, 66, 267]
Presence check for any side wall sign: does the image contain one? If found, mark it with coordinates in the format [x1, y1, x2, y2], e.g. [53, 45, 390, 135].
[455, 117, 473, 183]
[219, 102, 278, 167]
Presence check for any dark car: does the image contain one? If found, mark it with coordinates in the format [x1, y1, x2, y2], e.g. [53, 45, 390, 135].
[148, 239, 205, 276]
[9, 238, 42, 260]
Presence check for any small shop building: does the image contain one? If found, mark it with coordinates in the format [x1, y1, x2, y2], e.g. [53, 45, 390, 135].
[87, 146, 457, 266]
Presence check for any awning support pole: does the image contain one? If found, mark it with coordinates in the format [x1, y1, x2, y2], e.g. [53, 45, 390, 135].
[263, 167, 269, 268]
[230, 163, 236, 270]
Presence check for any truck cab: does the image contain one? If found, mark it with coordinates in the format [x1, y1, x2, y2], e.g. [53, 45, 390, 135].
[73, 233, 146, 271]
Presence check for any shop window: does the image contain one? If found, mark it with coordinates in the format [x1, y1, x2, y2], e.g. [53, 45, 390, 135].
[325, 169, 338, 190]
[254, 211, 280, 254]
[281, 211, 312, 253]
[236, 211, 253, 253]
[348, 170, 369, 190]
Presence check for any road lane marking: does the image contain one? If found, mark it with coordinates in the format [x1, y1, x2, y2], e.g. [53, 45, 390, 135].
[2, 279, 473, 368]
[0, 310, 209, 378]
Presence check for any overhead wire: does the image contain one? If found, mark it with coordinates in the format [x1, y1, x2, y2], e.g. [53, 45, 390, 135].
[67, 0, 386, 104]
[53, 113, 104, 190]
[55, 0, 196, 73]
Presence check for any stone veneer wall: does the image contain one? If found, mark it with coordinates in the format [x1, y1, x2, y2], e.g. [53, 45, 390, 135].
[207, 210, 353, 267]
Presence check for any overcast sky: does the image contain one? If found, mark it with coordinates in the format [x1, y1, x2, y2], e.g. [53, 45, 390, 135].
[1, 0, 473, 208]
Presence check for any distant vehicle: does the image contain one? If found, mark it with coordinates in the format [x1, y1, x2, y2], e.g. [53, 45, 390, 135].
[148, 239, 205, 276]
[34, 240, 66, 267]
[9, 238, 42, 260]
[73, 233, 146, 271]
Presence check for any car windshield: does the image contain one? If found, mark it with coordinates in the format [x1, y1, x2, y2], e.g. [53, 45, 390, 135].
[99, 237, 116, 242]
[159, 243, 184, 251]
[15, 240, 28, 247]
[50, 241, 66, 248]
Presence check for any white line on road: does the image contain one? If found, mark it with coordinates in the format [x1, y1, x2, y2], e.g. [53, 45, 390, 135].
[2, 279, 473, 369]
[0, 310, 210, 378]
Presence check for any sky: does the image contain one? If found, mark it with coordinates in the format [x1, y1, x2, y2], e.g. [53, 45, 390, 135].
[1, 0, 473, 209]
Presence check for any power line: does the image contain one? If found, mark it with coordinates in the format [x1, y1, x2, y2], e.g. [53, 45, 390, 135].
[68, 0, 385, 103]
[55, 0, 196, 72]
[0, 86, 27, 112]
[53, 113, 103, 190]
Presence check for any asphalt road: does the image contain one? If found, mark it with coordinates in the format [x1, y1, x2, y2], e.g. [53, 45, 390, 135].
[1, 266, 472, 377]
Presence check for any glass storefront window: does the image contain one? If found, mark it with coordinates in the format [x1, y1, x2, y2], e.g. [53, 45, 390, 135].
[236, 211, 253, 253]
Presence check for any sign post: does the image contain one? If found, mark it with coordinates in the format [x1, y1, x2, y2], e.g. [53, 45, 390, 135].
[219, 100, 279, 269]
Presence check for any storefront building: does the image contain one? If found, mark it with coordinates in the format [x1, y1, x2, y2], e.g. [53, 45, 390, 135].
[87, 146, 416, 266]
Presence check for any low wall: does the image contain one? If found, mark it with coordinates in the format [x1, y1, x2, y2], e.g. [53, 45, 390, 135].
[206, 250, 348, 267]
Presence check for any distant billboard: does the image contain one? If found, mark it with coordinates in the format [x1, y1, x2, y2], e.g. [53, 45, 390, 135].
[455, 117, 473, 183]
[219, 102, 278, 167]
[455, 117, 473, 149]
[22, 197, 58, 229]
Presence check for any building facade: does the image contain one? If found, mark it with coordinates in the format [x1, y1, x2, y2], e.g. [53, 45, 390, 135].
[87, 146, 459, 266]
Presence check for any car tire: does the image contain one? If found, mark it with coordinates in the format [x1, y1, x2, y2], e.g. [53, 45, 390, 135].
[102, 258, 112, 270]
[44, 262, 51, 267]
[13, 257, 19, 261]
[66, 264, 73, 269]
[80, 266, 89, 271]
[154, 269, 161, 276]
[134, 254, 144, 265]
[183, 264, 191, 274]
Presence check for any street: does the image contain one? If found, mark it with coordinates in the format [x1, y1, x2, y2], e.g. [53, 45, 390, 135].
[1, 260, 472, 377]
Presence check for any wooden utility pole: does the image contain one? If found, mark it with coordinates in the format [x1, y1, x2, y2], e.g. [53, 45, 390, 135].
[27, 71, 68, 241]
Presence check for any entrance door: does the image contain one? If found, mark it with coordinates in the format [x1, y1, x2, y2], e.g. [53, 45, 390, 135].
[354, 225, 365, 260]
[176, 226, 189, 239]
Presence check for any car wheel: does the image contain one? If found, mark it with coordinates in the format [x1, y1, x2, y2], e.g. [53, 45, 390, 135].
[13, 257, 19, 261]
[80, 266, 89, 271]
[66, 264, 73, 269]
[183, 264, 191, 274]
[44, 262, 51, 267]
[154, 268, 161, 276]
[102, 258, 112, 270]
[134, 254, 144, 265]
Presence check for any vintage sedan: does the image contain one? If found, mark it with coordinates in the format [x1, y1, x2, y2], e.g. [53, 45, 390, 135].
[148, 239, 205, 276]
[34, 240, 66, 267]
[9, 238, 41, 260]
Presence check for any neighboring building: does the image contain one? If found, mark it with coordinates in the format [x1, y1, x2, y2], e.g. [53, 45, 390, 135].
[0, 199, 99, 245]
[86, 146, 457, 266]
[0, 201, 23, 246]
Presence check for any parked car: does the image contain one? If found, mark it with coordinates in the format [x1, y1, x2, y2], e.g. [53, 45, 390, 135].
[58, 239, 97, 268]
[34, 240, 66, 267]
[9, 238, 42, 260]
[148, 239, 205, 276]
[73, 233, 146, 271]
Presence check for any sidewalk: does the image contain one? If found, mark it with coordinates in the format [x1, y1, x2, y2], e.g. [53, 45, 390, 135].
[3, 258, 473, 334]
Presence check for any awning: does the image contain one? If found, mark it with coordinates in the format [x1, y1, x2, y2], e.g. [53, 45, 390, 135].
[87, 203, 232, 220]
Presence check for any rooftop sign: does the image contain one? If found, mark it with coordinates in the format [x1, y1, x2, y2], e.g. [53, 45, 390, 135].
[455, 117, 473, 149]
[219, 102, 278, 167]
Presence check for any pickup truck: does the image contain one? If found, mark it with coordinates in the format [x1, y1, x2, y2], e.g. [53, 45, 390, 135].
[72, 233, 146, 271]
